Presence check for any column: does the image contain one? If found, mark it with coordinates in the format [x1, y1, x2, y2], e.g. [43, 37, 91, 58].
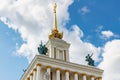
[90, 76, 95, 80]
[74, 72, 78, 80]
[30, 73, 33, 80]
[98, 77, 102, 80]
[56, 68, 60, 80]
[65, 70, 69, 80]
[82, 74, 87, 80]
[36, 64, 41, 80]
[47, 66, 51, 80]
[33, 68, 37, 80]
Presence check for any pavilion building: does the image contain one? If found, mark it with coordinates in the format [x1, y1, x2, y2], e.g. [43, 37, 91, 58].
[20, 3, 103, 80]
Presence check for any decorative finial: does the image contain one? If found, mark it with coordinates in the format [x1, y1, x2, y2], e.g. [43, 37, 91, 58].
[53, 2, 58, 30]
[54, 3, 57, 13]
[48, 3, 63, 39]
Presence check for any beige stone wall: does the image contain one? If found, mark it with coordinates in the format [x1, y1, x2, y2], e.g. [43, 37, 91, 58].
[46, 38, 70, 62]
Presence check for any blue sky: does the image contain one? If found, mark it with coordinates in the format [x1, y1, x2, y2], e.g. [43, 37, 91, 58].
[0, 21, 28, 80]
[68, 0, 120, 45]
[0, 0, 120, 80]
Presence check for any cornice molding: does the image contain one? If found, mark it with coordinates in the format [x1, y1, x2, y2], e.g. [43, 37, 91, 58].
[21, 55, 103, 80]
[46, 38, 70, 48]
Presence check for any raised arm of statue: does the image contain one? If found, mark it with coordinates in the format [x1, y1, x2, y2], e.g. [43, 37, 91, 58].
[90, 53, 93, 57]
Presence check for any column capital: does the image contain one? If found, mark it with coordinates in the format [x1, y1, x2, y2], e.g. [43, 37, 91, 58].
[26, 77, 30, 80]
[33, 68, 37, 72]
[46, 66, 51, 68]
[90, 75, 95, 78]
[98, 77, 102, 80]
[74, 72, 79, 75]
[65, 70, 70, 72]
[56, 68, 61, 71]
[36, 64, 41, 66]
[82, 73, 87, 76]
[30, 73, 33, 76]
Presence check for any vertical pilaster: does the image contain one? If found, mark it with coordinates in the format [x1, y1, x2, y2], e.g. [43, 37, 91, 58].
[82, 74, 87, 80]
[65, 70, 69, 80]
[56, 68, 60, 80]
[74, 72, 78, 80]
[56, 48, 59, 59]
[36, 64, 41, 80]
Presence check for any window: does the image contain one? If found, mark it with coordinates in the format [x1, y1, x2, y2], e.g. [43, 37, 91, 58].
[64, 50, 66, 61]
[54, 48, 56, 59]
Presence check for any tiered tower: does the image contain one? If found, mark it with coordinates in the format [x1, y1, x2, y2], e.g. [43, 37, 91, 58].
[46, 3, 70, 61]
[20, 3, 103, 80]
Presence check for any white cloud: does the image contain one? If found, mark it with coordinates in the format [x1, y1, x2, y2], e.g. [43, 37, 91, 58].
[0, 0, 73, 61]
[2, 1, 120, 80]
[0, 0, 101, 64]
[78, 6, 90, 15]
[99, 40, 120, 80]
[101, 30, 117, 39]
[63, 25, 102, 65]
[101, 30, 114, 38]
[95, 26, 119, 40]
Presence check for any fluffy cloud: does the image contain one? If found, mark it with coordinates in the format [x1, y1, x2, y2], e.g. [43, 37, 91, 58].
[0, 0, 101, 65]
[2, 1, 120, 80]
[95, 26, 119, 40]
[78, 6, 90, 15]
[0, 0, 73, 61]
[101, 30, 115, 39]
[99, 40, 120, 80]
[63, 25, 102, 65]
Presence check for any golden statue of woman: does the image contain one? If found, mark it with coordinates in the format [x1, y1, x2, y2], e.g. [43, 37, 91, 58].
[54, 3, 57, 13]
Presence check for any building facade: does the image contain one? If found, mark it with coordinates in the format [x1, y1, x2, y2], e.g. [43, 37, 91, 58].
[20, 3, 103, 80]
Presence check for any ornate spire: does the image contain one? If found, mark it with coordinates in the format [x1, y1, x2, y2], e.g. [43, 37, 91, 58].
[53, 3, 58, 30]
[49, 3, 63, 39]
